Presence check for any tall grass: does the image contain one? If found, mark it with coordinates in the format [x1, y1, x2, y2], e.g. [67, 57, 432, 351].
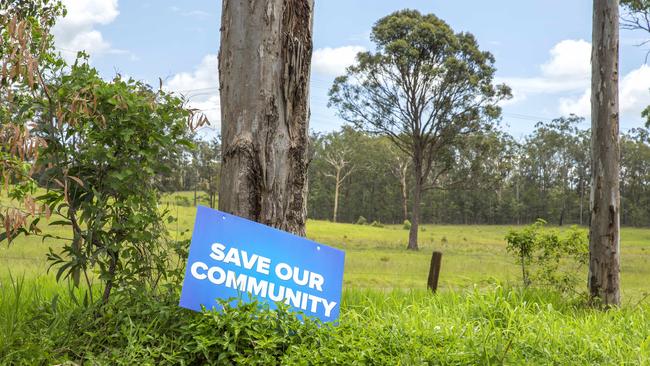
[1, 282, 649, 364]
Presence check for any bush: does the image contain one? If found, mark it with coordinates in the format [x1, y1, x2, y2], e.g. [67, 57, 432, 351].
[402, 220, 411, 230]
[441, 236, 448, 244]
[173, 195, 192, 207]
[6, 58, 194, 305]
[0, 284, 323, 365]
[355, 216, 368, 225]
[505, 219, 588, 293]
[370, 220, 383, 228]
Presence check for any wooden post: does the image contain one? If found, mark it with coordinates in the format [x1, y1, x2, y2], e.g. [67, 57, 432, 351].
[427, 251, 442, 293]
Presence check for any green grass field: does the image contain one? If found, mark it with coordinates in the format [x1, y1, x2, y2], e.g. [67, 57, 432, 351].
[2, 191, 650, 364]
[2, 191, 649, 301]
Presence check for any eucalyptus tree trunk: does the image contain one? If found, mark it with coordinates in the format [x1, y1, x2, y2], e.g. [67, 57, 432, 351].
[407, 157, 423, 250]
[324, 152, 352, 223]
[395, 159, 409, 222]
[400, 170, 408, 223]
[332, 168, 341, 222]
[218, 0, 313, 236]
[589, 0, 621, 306]
[407, 176, 421, 250]
[579, 179, 584, 225]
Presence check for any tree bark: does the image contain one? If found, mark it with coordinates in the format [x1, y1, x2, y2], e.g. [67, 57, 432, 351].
[218, 0, 313, 236]
[193, 184, 197, 207]
[579, 178, 584, 225]
[332, 169, 340, 222]
[407, 160, 422, 250]
[515, 178, 520, 225]
[399, 163, 409, 222]
[589, 0, 621, 306]
[102, 250, 118, 304]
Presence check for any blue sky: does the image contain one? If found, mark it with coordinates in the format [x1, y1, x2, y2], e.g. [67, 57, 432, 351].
[52, 0, 650, 139]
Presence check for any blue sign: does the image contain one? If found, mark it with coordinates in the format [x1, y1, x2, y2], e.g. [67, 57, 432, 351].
[179, 206, 346, 322]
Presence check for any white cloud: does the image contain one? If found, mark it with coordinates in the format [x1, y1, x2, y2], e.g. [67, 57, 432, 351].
[499, 39, 591, 101]
[166, 54, 221, 128]
[540, 39, 591, 79]
[183, 10, 211, 18]
[501, 39, 649, 124]
[621, 65, 650, 116]
[169, 6, 211, 18]
[558, 65, 650, 122]
[499, 92, 527, 107]
[312, 46, 366, 77]
[501, 76, 587, 95]
[53, 0, 120, 61]
[167, 54, 218, 91]
[558, 90, 590, 117]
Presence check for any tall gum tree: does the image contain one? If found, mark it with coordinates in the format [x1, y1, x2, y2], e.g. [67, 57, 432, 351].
[218, 0, 313, 236]
[328, 10, 510, 250]
[589, 0, 621, 306]
[322, 133, 354, 223]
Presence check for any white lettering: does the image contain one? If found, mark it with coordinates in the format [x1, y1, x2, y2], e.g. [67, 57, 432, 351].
[207, 266, 226, 285]
[225, 270, 246, 290]
[308, 294, 319, 313]
[241, 250, 258, 270]
[191, 261, 208, 280]
[300, 291, 309, 310]
[257, 256, 271, 275]
[209, 243, 226, 261]
[322, 299, 337, 317]
[293, 268, 309, 286]
[246, 276, 268, 297]
[284, 287, 301, 308]
[224, 248, 241, 267]
[308, 272, 324, 292]
[268, 282, 285, 301]
[276, 263, 292, 281]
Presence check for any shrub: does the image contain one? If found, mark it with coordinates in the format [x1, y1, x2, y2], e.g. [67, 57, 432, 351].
[35, 62, 194, 304]
[356, 216, 368, 225]
[505, 220, 541, 286]
[505, 219, 588, 293]
[402, 220, 411, 230]
[441, 236, 448, 244]
[370, 220, 383, 228]
[173, 195, 192, 207]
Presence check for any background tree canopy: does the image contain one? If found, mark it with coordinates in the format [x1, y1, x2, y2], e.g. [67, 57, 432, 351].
[305, 120, 650, 228]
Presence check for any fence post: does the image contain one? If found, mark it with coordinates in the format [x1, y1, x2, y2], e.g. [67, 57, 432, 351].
[427, 251, 442, 293]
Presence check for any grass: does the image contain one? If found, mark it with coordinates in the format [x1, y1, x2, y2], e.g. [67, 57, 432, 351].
[3, 191, 649, 301]
[1, 191, 650, 363]
[1, 277, 649, 364]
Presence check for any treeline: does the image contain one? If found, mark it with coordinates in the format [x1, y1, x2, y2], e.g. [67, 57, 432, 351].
[160, 115, 650, 227]
[306, 116, 650, 226]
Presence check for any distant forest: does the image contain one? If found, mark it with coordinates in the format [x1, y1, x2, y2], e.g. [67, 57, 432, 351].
[156, 115, 650, 227]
